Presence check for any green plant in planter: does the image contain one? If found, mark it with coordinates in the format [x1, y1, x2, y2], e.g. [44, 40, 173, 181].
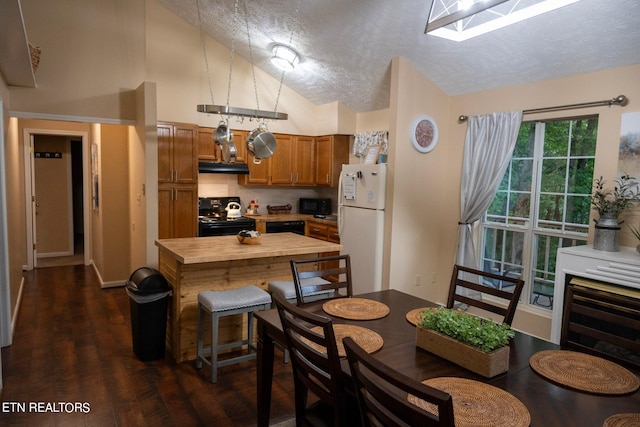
[418, 307, 514, 352]
[591, 174, 640, 215]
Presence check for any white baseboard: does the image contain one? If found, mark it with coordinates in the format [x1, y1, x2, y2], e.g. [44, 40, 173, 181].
[37, 251, 74, 258]
[90, 261, 126, 288]
[10, 277, 25, 346]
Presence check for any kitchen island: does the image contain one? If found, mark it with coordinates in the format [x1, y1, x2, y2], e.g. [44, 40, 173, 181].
[156, 232, 342, 362]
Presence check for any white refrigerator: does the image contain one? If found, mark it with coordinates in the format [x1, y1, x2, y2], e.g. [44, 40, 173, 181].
[338, 163, 387, 295]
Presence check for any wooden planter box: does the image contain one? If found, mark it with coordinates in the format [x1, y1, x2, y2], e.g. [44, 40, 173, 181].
[416, 326, 509, 378]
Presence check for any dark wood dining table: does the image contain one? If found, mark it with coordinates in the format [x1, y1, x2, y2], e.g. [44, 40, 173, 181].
[255, 289, 640, 427]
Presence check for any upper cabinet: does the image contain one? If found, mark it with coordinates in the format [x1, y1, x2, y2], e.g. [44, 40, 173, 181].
[197, 126, 247, 163]
[158, 122, 198, 184]
[233, 130, 249, 163]
[315, 135, 349, 187]
[293, 136, 316, 186]
[270, 134, 295, 185]
[239, 133, 348, 187]
[197, 126, 217, 161]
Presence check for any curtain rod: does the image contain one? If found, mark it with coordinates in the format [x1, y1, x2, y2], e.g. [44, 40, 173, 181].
[458, 94, 628, 122]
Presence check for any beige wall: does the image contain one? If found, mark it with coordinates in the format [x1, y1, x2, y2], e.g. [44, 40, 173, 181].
[14, 0, 146, 121]
[99, 124, 132, 283]
[2, 74, 24, 348]
[385, 56, 453, 302]
[386, 62, 640, 340]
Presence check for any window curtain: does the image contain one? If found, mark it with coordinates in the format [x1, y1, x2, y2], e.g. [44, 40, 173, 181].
[456, 111, 523, 269]
[353, 131, 388, 158]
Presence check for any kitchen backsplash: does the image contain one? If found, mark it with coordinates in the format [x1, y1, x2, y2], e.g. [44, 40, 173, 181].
[198, 173, 338, 214]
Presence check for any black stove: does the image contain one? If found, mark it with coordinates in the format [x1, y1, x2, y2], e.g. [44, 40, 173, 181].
[198, 196, 256, 237]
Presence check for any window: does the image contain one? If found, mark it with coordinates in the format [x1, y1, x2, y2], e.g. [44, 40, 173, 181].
[480, 116, 598, 310]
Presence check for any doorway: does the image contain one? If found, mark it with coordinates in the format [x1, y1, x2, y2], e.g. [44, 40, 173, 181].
[24, 129, 90, 270]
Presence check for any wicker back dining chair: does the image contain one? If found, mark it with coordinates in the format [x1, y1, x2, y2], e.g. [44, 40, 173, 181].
[272, 293, 359, 426]
[344, 337, 455, 427]
[447, 264, 525, 325]
[290, 254, 353, 305]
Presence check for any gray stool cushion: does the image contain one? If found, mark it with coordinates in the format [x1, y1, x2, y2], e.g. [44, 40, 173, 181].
[268, 277, 333, 300]
[198, 285, 271, 313]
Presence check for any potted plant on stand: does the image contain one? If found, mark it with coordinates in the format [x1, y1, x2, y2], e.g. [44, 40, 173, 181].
[591, 174, 640, 252]
[416, 307, 515, 378]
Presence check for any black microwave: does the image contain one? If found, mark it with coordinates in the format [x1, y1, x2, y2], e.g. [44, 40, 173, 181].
[299, 198, 331, 215]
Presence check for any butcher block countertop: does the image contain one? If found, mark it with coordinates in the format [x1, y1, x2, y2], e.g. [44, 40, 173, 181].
[156, 232, 342, 264]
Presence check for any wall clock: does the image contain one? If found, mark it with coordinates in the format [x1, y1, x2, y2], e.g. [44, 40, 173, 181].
[410, 115, 438, 153]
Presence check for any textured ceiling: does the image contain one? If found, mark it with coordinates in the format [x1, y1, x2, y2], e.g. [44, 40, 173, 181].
[158, 0, 640, 113]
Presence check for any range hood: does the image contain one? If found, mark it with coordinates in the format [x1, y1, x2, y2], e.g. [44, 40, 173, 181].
[198, 161, 249, 174]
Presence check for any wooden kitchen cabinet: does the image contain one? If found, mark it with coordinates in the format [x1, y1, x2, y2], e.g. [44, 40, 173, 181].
[158, 185, 198, 239]
[197, 126, 218, 161]
[158, 121, 198, 238]
[238, 133, 295, 185]
[197, 126, 248, 163]
[158, 122, 198, 184]
[270, 134, 295, 184]
[233, 129, 248, 163]
[307, 220, 341, 278]
[238, 134, 320, 186]
[293, 136, 316, 185]
[307, 220, 340, 243]
[315, 135, 349, 186]
[241, 155, 270, 185]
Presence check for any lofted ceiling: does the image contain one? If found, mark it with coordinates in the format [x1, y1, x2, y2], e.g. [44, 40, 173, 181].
[159, 0, 640, 113]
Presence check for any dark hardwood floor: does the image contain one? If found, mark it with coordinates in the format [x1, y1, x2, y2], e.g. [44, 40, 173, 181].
[1, 265, 296, 426]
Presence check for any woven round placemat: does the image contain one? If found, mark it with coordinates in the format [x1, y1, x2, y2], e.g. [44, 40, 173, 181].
[529, 350, 640, 395]
[408, 377, 530, 427]
[603, 413, 640, 427]
[308, 324, 383, 357]
[405, 307, 435, 326]
[322, 298, 390, 320]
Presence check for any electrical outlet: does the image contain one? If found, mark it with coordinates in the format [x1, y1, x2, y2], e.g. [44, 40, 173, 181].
[415, 275, 421, 287]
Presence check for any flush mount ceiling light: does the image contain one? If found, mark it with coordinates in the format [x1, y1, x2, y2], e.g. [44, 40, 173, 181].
[425, 0, 584, 42]
[271, 44, 300, 71]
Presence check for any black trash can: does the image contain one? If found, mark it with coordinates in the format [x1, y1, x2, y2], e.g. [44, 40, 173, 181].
[126, 267, 171, 361]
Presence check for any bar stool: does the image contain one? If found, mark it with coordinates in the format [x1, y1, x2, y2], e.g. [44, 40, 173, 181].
[196, 285, 272, 383]
[267, 277, 334, 304]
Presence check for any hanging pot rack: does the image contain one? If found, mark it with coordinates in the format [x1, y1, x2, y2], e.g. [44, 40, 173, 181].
[196, 0, 289, 122]
[196, 104, 288, 120]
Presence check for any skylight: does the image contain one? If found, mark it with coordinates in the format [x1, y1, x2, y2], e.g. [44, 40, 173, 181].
[425, 0, 585, 42]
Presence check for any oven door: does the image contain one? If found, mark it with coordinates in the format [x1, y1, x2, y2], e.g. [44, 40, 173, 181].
[198, 220, 256, 237]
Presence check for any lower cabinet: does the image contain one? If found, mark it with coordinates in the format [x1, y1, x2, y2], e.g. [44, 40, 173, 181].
[307, 220, 341, 280]
[158, 184, 198, 239]
[307, 220, 339, 243]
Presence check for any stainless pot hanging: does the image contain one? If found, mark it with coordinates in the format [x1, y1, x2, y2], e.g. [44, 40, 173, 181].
[246, 124, 276, 164]
[214, 121, 228, 146]
[216, 120, 237, 163]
